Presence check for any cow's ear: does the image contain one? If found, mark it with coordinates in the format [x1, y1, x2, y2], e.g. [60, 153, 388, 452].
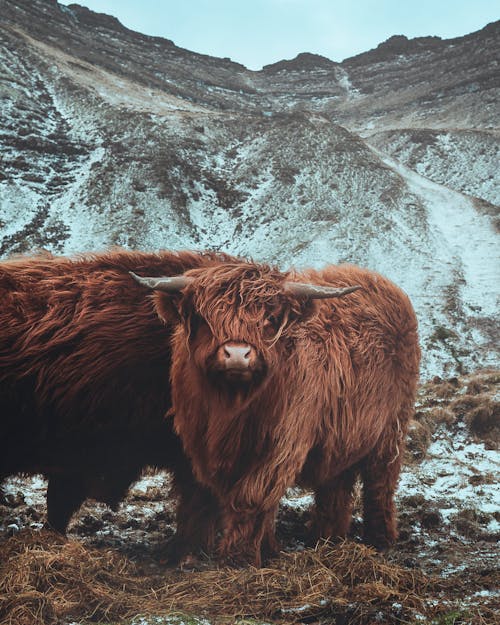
[302, 300, 321, 326]
[153, 292, 183, 324]
[290, 297, 318, 324]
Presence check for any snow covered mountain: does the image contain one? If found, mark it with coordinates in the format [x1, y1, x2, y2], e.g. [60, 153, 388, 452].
[1, 0, 499, 377]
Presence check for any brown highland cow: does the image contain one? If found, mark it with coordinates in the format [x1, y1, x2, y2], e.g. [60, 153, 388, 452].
[133, 260, 420, 566]
[0, 249, 227, 552]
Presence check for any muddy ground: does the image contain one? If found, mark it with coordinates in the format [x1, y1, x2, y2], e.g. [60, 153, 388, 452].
[1, 371, 498, 624]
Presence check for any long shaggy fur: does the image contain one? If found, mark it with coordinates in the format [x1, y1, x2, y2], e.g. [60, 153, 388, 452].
[0, 248, 230, 541]
[159, 261, 420, 565]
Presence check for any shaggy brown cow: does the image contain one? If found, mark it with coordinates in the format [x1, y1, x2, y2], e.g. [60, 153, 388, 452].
[133, 260, 420, 566]
[0, 249, 226, 550]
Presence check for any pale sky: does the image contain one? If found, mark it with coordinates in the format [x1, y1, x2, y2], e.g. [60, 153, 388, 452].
[59, 0, 499, 70]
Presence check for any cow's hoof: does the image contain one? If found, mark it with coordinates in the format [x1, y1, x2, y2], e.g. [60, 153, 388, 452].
[177, 553, 213, 572]
[217, 550, 260, 568]
[161, 539, 185, 565]
[42, 521, 67, 535]
[363, 533, 395, 552]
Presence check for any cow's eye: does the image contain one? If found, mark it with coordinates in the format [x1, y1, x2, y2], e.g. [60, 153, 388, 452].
[264, 315, 281, 331]
[187, 312, 206, 336]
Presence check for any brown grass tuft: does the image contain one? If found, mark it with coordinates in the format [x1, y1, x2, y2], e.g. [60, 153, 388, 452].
[428, 406, 456, 426]
[449, 395, 500, 445]
[0, 529, 457, 625]
[467, 371, 500, 389]
[466, 379, 484, 395]
[0, 593, 56, 625]
[405, 406, 456, 462]
[466, 400, 499, 437]
[406, 418, 433, 461]
[451, 394, 485, 414]
[433, 382, 459, 399]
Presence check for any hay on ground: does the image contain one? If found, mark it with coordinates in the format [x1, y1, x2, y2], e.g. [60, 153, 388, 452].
[0, 529, 496, 625]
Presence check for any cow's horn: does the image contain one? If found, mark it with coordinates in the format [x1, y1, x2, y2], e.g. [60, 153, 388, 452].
[129, 272, 192, 292]
[284, 282, 362, 299]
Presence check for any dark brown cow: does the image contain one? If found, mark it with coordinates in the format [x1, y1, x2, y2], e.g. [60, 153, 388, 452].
[0, 249, 228, 550]
[134, 260, 420, 566]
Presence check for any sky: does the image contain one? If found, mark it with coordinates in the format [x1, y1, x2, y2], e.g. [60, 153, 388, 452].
[59, 0, 499, 70]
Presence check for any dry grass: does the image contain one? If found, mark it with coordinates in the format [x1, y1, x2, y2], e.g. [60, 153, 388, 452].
[2, 529, 497, 625]
[0, 528, 462, 625]
[405, 417, 433, 461]
[432, 381, 459, 399]
[463, 400, 499, 438]
[409, 371, 500, 461]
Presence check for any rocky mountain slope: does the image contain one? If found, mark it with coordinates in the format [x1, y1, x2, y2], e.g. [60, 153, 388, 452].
[1, 0, 499, 377]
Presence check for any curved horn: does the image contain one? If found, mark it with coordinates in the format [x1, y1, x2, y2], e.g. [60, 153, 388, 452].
[284, 281, 362, 299]
[129, 272, 192, 292]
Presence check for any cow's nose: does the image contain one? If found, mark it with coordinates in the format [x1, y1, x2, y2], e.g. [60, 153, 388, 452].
[220, 343, 254, 369]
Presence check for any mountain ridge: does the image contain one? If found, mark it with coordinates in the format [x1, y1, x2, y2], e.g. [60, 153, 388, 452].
[5, 0, 498, 71]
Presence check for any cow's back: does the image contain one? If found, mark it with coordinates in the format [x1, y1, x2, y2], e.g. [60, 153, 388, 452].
[296, 264, 420, 483]
[0, 248, 235, 478]
[299, 263, 419, 378]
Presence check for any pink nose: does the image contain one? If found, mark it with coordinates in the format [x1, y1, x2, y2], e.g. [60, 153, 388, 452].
[219, 342, 254, 370]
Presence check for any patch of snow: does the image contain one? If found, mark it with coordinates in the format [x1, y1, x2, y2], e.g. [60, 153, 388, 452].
[131, 616, 212, 625]
[487, 518, 500, 532]
[282, 488, 314, 510]
[336, 67, 360, 98]
[281, 603, 312, 614]
[1, 475, 47, 507]
[373, 148, 499, 319]
[472, 589, 500, 598]
[0, 185, 42, 238]
[398, 428, 500, 518]
[48, 146, 106, 253]
[130, 473, 168, 494]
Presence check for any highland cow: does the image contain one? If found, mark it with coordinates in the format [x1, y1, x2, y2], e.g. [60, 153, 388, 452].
[133, 260, 420, 566]
[0, 249, 226, 551]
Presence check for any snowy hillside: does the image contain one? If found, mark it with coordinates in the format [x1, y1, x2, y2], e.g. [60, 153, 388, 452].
[0, 1, 499, 377]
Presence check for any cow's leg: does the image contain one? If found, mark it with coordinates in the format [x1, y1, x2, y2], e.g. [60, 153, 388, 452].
[86, 467, 142, 511]
[170, 483, 220, 563]
[310, 467, 357, 543]
[215, 446, 311, 566]
[168, 458, 220, 563]
[218, 505, 277, 567]
[260, 513, 281, 560]
[46, 473, 86, 533]
[360, 447, 402, 550]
